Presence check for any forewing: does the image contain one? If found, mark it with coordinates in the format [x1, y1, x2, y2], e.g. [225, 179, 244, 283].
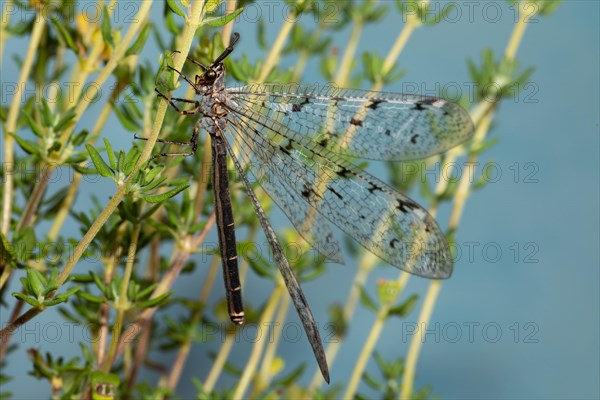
[225, 100, 453, 278]
[227, 84, 474, 161]
[227, 116, 344, 264]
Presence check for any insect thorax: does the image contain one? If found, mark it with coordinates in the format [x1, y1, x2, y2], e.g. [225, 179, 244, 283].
[199, 64, 230, 119]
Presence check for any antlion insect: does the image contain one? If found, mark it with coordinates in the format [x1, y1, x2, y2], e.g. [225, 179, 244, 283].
[146, 33, 474, 382]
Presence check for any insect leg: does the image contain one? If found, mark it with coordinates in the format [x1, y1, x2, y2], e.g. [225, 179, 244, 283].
[154, 88, 200, 115]
[165, 65, 196, 88]
[144, 121, 200, 160]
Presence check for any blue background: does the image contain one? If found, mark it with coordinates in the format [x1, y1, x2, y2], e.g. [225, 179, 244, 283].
[1, 1, 598, 398]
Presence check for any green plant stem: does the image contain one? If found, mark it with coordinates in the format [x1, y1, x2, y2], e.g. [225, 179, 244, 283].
[0, 0, 13, 61]
[334, 19, 363, 87]
[400, 90, 494, 400]
[96, 279, 111, 366]
[291, 14, 333, 82]
[401, 115, 495, 398]
[166, 255, 221, 391]
[41, 43, 65, 113]
[47, 88, 121, 240]
[505, 1, 532, 61]
[65, 2, 144, 144]
[204, 329, 236, 392]
[372, 11, 420, 92]
[114, 212, 216, 358]
[256, 0, 303, 82]
[447, 110, 494, 224]
[399, 277, 441, 400]
[10, 14, 111, 241]
[1, 9, 46, 239]
[308, 251, 378, 388]
[47, 63, 137, 241]
[16, 167, 50, 230]
[102, 223, 141, 372]
[1, 3, 150, 291]
[233, 284, 285, 400]
[0, 12, 46, 300]
[220, 0, 238, 46]
[400, 4, 533, 397]
[16, 5, 146, 239]
[10, 16, 109, 235]
[255, 278, 291, 392]
[67, 0, 119, 103]
[126, 314, 152, 392]
[0, 0, 196, 346]
[343, 272, 411, 399]
[0, 290, 23, 361]
[96, 221, 127, 367]
[291, 49, 310, 83]
[127, 237, 162, 390]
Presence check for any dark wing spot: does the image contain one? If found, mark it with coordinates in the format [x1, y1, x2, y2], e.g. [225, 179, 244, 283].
[384, 129, 391, 136]
[412, 102, 426, 111]
[318, 138, 329, 147]
[390, 238, 399, 249]
[367, 184, 382, 194]
[329, 96, 344, 107]
[336, 167, 351, 178]
[367, 99, 386, 110]
[350, 118, 363, 127]
[284, 140, 294, 150]
[292, 98, 310, 112]
[410, 134, 419, 144]
[330, 188, 343, 200]
[279, 145, 291, 155]
[396, 199, 417, 213]
[301, 184, 311, 199]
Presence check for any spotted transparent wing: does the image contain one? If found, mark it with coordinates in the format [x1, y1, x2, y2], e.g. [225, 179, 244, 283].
[226, 84, 474, 161]
[226, 112, 344, 263]
[224, 99, 453, 278]
[238, 136, 344, 263]
[252, 160, 345, 264]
